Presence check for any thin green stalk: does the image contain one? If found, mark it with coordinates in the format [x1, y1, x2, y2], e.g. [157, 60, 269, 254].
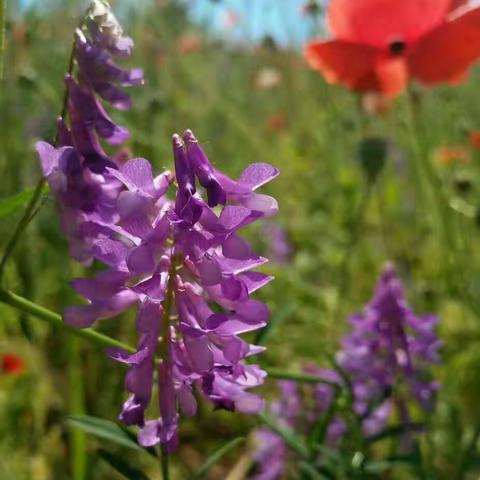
[455, 426, 480, 479]
[405, 92, 457, 274]
[266, 368, 340, 389]
[161, 445, 170, 480]
[0, 37, 76, 284]
[0, 288, 135, 353]
[157, 258, 179, 480]
[0, 178, 46, 283]
[68, 337, 87, 480]
[333, 183, 372, 320]
[0, 0, 5, 83]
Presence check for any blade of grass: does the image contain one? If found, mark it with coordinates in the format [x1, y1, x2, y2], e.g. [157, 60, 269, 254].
[0, 0, 5, 82]
[68, 338, 87, 480]
[189, 437, 245, 480]
[257, 412, 309, 458]
[68, 415, 146, 452]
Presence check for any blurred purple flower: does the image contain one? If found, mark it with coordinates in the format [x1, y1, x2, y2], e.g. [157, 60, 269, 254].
[262, 223, 292, 264]
[253, 266, 441, 475]
[253, 367, 343, 479]
[337, 264, 441, 423]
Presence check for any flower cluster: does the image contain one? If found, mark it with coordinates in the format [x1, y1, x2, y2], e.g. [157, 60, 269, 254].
[253, 266, 440, 478]
[253, 367, 344, 480]
[37, 0, 143, 264]
[337, 264, 441, 421]
[305, 0, 480, 98]
[36, 1, 278, 450]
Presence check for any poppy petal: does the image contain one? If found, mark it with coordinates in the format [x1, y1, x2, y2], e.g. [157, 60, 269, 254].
[327, 0, 451, 47]
[408, 7, 480, 85]
[374, 56, 409, 96]
[304, 40, 378, 91]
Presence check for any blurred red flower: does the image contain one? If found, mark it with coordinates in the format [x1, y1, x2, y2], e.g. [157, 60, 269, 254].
[469, 130, 480, 149]
[176, 32, 202, 55]
[267, 113, 287, 133]
[434, 146, 469, 165]
[304, 0, 480, 97]
[1, 354, 25, 375]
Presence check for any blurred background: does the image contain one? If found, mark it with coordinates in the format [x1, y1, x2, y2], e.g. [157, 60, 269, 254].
[2, 0, 480, 478]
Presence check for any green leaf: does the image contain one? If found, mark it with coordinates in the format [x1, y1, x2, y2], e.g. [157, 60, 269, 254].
[189, 436, 245, 479]
[254, 302, 296, 345]
[67, 415, 146, 453]
[0, 186, 48, 219]
[98, 449, 150, 480]
[365, 422, 424, 444]
[258, 412, 310, 458]
[299, 462, 331, 480]
[363, 455, 421, 473]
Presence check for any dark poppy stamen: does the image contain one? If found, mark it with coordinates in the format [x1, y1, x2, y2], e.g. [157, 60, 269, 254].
[389, 39, 407, 56]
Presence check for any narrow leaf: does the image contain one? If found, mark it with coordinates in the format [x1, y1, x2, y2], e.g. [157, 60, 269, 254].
[365, 422, 424, 444]
[258, 412, 310, 458]
[255, 302, 296, 345]
[67, 415, 145, 453]
[0, 186, 48, 219]
[98, 449, 150, 480]
[190, 437, 245, 479]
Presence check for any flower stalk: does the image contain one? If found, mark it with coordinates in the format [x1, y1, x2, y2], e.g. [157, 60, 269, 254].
[0, 0, 6, 82]
[0, 288, 135, 353]
[0, 36, 77, 285]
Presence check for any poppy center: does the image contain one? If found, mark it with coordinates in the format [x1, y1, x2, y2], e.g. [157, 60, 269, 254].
[389, 39, 407, 56]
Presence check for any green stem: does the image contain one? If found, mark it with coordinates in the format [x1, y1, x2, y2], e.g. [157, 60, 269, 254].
[0, 289, 135, 353]
[157, 258, 178, 480]
[455, 426, 480, 479]
[405, 92, 457, 275]
[266, 368, 339, 389]
[68, 337, 87, 480]
[161, 445, 170, 480]
[333, 182, 372, 319]
[0, 178, 46, 283]
[0, 0, 5, 82]
[0, 36, 76, 284]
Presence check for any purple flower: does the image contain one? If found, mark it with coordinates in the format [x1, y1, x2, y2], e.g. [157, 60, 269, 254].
[262, 223, 292, 264]
[38, 1, 277, 452]
[36, 0, 143, 262]
[337, 264, 441, 424]
[62, 130, 278, 450]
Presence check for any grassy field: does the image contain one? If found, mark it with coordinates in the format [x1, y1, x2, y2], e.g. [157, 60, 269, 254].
[2, 1, 480, 478]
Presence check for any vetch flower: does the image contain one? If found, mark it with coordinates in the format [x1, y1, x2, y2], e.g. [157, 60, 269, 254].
[337, 264, 441, 417]
[64, 130, 278, 450]
[36, 0, 142, 263]
[305, 0, 480, 97]
[252, 367, 345, 479]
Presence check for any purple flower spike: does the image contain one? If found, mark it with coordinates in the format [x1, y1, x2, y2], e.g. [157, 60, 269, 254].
[37, 0, 144, 261]
[337, 264, 441, 415]
[53, 124, 278, 449]
[38, 0, 277, 454]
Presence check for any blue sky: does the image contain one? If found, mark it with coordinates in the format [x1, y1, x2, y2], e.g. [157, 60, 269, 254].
[18, 0, 321, 47]
[186, 0, 320, 47]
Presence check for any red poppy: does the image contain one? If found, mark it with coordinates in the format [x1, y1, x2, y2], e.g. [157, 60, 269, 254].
[1, 354, 25, 375]
[304, 0, 480, 97]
